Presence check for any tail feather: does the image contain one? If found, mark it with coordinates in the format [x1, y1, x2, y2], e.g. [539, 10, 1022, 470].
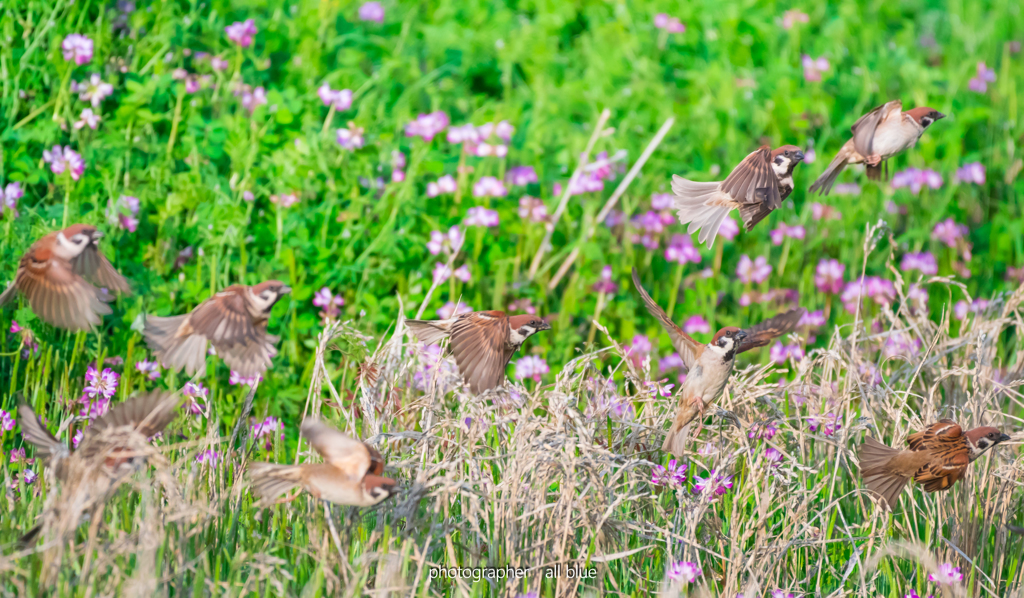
[865, 163, 883, 181]
[248, 462, 305, 504]
[0, 282, 18, 307]
[809, 144, 854, 196]
[671, 176, 731, 249]
[858, 436, 908, 510]
[144, 315, 209, 375]
[662, 423, 691, 457]
[404, 319, 452, 346]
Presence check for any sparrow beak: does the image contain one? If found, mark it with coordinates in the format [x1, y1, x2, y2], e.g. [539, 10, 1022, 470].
[91, 230, 104, 240]
[735, 331, 748, 342]
[795, 151, 806, 162]
[280, 285, 292, 295]
[999, 433, 1011, 443]
[538, 321, 553, 331]
[934, 112, 946, 120]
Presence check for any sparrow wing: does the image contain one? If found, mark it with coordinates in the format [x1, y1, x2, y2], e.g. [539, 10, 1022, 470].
[88, 390, 181, 439]
[187, 287, 274, 376]
[631, 268, 703, 369]
[14, 248, 113, 331]
[449, 311, 511, 393]
[913, 450, 969, 492]
[851, 100, 902, 157]
[17, 403, 70, 462]
[736, 308, 805, 354]
[72, 244, 132, 295]
[719, 146, 781, 210]
[300, 419, 373, 479]
[906, 419, 962, 451]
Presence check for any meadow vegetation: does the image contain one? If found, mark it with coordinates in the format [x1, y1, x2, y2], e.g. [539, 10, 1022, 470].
[0, 0, 1023, 595]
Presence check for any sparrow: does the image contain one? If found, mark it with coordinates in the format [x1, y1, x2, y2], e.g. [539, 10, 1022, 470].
[249, 418, 397, 507]
[671, 145, 805, 248]
[143, 280, 291, 377]
[810, 100, 945, 195]
[859, 419, 1010, 510]
[405, 310, 552, 394]
[0, 224, 131, 331]
[17, 390, 182, 546]
[631, 268, 804, 456]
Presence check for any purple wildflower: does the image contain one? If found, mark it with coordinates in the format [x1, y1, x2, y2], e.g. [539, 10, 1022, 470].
[802, 55, 830, 82]
[229, 371, 261, 386]
[318, 84, 353, 110]
[432, 262, 452, 284]
[782, 10, 809, 29]
[0, 409, 15, 433]
[312, 287, 345, 321]
[764, 447, 784, 468]
[518, 196, 548, 223]
[748, 421, 778, 441]
[62, 34, 94, 65]
[427, 174, 458, 197]
[336, 124, 365, 150]
[135, 360, 161, 381]
[437, 301, 472, 319]
[955, 162, 985, 185]
[968, 62, 996, 93]
[737, 255, 772, 284]
[692, 470, 734, 497]
[841, 276, 896, 312]
[665, 234, 701, 264]
[514, 355, 549, 382]
[900, 252, 938, 275]
[892, 168, 943, 194]
[251, 416, 283, 450]
[83, 366, 118, 400]
[653, 14, 685, 33]
[718, 215, 740, 241]
[225, 19, 257, 47]
[928, 563, 963, 585]
[2, 182, 23, 217]
[808, 412, 841, 436]
[74, 73, 114, 107]
[195, 449, 221, 464]
[651, 459, 687, 488]
[770, 223, 806, 245]
[683, 315, 710, 335]
[43, 146, 86, 180]
[405, 111, 449, 142]
[358, 2, 385, 23]
[426, 225, 464, 256]
[507, 166, 538, 187]
[465, 206, 500, 227]
[471, 177, 507, 198]
[932, 218, 968, 248]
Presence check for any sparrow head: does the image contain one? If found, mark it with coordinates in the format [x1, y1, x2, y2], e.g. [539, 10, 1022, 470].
[965, 426, 1011, 460]
[906, 106, 946, 129]
[364, 475, 399, 505]
[771, 145, 805, 175]
[55, 223, 101, 259]
[248, 280, 292, 313]
[710, 327, 747, 353]
[508, 314, 552, 342]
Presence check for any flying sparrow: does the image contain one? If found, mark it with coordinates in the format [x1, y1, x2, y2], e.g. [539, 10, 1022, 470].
[0, 224, 131, 331]
[249, 418, 397, 507]
[143, 280, 291, 377]
[671, 145, 805, 248]
[17, 390, 182, 546]
[810, 100, 945, 195]
[405, 310, 552, 394]
[859, 419, 1010, 510]
[632, 268, 804, 455]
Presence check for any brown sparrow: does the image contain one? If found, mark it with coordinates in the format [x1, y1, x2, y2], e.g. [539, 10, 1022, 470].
[17, 390, 182, 546]
[632, 268, 804, 455]
[143, 280, 291, 377]
[811, 100, 945, 194]
[0, 224, 131, 331]
[249, 418, 397, 507]
[672, 145, 804, 247]
[859, 419, 1009, 510]
[405, 310, 552, 394]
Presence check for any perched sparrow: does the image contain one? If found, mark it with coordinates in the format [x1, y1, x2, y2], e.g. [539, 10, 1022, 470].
[632, 268, 804, 455]
[143, 281, 291, 377]
[859, 419, 1010, 510]
[671, 145, 805, 248]
[249, 418, 397, 507]
[17, 390, 182, 546]
[0, 224, 131, 331]
[810, 100, 945, 195]
[405, 310, 552, 394]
